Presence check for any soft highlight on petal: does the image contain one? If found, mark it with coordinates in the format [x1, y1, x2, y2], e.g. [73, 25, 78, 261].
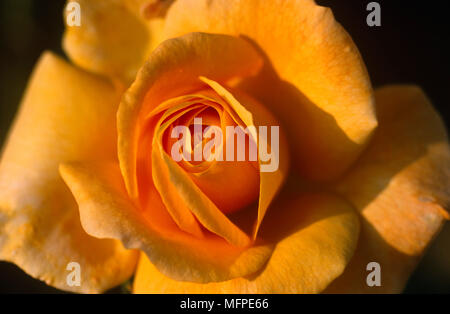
[133, 193, 360, 293]
[117, 32, 263, 198]
[60, 161, 274, 283]
[63, 0, 153, 83]
[0, 52, 137, 293]
[163, 0, 377, 181]
[326, 85, 450, 293]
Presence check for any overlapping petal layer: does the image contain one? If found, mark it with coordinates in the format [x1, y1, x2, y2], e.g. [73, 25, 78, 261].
[162, 0, 378, 181]
[151, 107, 253, 247]
[117, 32, 264, 199]
[63, 0, 166, 83]
[3, 0, 447, 295]
[133, 193, 360, 293]
[99, 32, 291, 282]
[0, 52, 137, 293]
[325, 85, 450, 293]
[199, 78, 290, 238]
[60, 161, 274, 283]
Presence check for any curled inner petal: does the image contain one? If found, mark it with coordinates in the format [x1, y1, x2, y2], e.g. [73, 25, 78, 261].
[114, 32, 290, 281]
[155, 95, 261, 214]
[145, 88, 264, 246]
[131, 75, 288, 247]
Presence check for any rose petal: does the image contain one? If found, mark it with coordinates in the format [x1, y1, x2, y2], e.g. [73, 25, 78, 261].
[150, 102, 254, 246]
[0, 52, 137, 293]
[63, 0, 161, 83]
[152, 144, 252, 247]
[149, 105, 206, 238]
[117, 32, 263, 198]
[147, 91, 261, 217]
[162, 0, 378, 182]
[326, 85, 450, 293]
[59, 161, 274, 283]
[133, 193, 360, 293]
[199, 77, 290, 238]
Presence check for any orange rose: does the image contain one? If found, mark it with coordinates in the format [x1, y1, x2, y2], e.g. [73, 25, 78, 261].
[0, 0, 449, 294]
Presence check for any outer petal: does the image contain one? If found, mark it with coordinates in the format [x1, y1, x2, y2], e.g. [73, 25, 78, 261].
[133, 193, 360, 293]
[59, 161, 274, 283]
[326, 85, 450, 293]
[0, 52, 138, 293]
[63, 0, 164, 83]
[118, 32, 263, 198]
[163, 0, 377, 181]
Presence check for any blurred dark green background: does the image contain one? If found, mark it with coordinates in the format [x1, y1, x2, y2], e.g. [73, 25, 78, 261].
[0, 0, 449, 293]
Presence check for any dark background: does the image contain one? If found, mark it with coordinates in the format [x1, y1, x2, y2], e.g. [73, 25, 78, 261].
[0, 0, 449, 293]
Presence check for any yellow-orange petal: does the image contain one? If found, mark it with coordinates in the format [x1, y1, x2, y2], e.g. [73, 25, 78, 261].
[0, 52, 137, 293]
[162, 0, 378, 182]
[151, 106, 206, 238]
[199, 77, 290, 238]
[151, 103, 255, 245]
[138, 0, 175, 19]
[63, 0, 161, 83]
[59, 161, 274, 283]
[118, 32, 263, 198]
[147, 91, 261, 217]
[326, 85, 450, 293]
[152, 139, 252, 247]
[133, 193, 360, 293]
